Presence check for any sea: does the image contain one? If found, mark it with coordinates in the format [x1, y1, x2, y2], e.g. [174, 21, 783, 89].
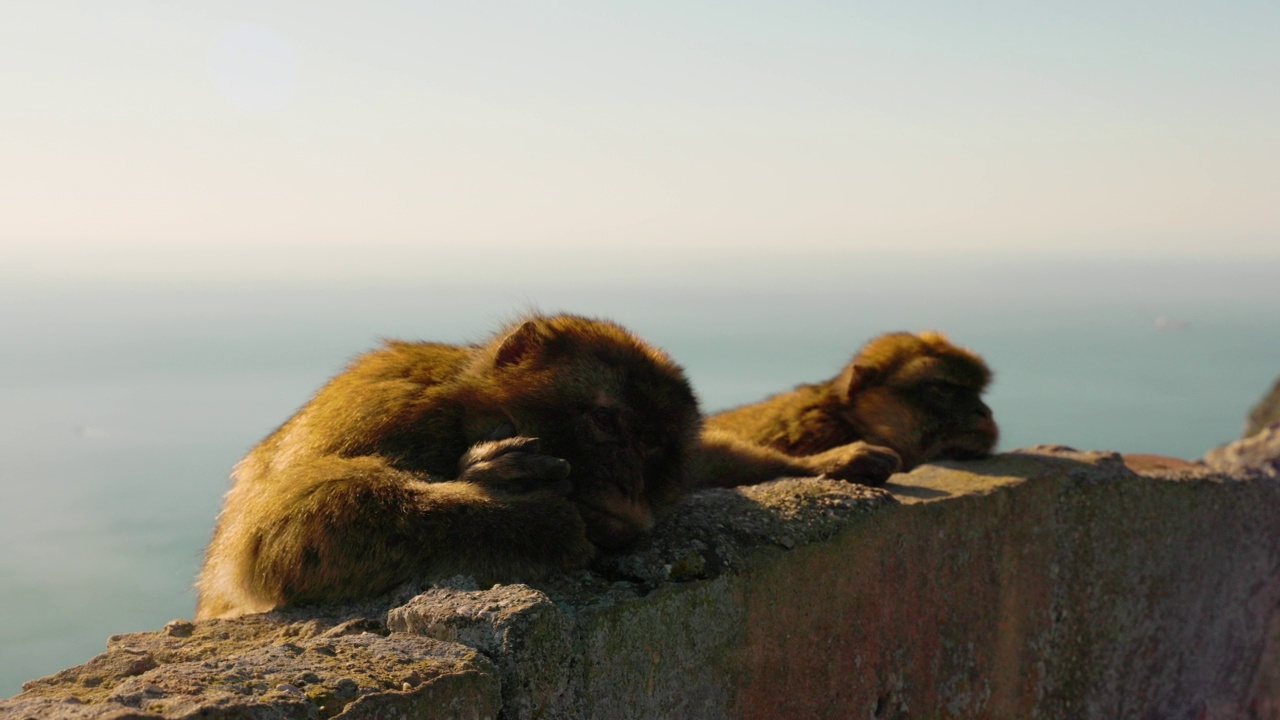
[1, 252, 1277, 696]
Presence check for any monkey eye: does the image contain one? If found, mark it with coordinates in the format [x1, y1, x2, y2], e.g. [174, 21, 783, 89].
[588, 406, 625, 438]
[922, 383, 957, 405]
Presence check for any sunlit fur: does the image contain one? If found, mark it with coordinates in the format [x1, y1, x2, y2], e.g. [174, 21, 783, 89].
[196, 313, 700, 619]
[707, 331, 998, 474]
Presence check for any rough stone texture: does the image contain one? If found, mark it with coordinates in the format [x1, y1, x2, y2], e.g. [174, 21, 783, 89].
[5, 447, 1279, 719]
[1205, 422, 1280, 478]
[1247, 378, 1280, 439]
[3, 610, 501, 719]
[387, 582, 575, 719]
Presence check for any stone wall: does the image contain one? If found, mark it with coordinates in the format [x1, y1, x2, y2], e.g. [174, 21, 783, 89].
[4, 447, 1278, 719]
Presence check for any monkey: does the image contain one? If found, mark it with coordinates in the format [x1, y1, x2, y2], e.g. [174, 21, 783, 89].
[195, 313, 899, 619]
[705, 331, 998, 474]
[195, 314, 701, 618]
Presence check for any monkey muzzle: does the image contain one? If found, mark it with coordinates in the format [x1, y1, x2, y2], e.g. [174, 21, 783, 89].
[570, 451, 654, 550]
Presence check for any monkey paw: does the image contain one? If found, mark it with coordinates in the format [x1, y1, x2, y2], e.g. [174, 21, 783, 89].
[806, 442, 901, 487]
[459, 436, 573, 494]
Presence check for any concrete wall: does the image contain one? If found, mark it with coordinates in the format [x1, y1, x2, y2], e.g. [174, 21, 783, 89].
[4, 447, 1278, 719]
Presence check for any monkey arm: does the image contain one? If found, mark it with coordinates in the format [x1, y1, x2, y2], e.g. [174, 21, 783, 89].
[691, 429, 900, 489]
[197, 454, 594, 617]
[692, 429, 821, 488]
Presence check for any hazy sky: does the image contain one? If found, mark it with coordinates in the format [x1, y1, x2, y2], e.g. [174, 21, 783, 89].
[3, 1, 1277, 279]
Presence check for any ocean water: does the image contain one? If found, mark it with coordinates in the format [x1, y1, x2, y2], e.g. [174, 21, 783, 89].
[1, 254, 1277, 695]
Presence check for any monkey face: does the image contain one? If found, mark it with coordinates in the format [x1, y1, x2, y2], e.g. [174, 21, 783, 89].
[831, 332, 998, 469]
[520, 380, 698, 551]
[568, 402, 667, 549]
[594, 381, 699, 544]
[485, 316, 700, 551]
[846, 379, 997, 467]
[908, 380, 998, 461]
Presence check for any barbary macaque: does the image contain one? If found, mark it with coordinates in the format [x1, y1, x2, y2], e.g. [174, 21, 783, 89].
[196, 314, 898, 618]
[707, 331, 998, 473]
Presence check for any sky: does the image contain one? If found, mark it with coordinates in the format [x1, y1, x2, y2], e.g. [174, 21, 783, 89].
[2, 1, 1278, 281]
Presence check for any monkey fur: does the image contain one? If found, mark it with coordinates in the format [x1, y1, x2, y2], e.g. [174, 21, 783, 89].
[196, 313, 898, 619]
[706, 331, 998, 473]
[196, 314, 702, 618]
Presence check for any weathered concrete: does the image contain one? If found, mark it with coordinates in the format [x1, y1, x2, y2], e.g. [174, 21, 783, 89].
[4, 447, 1279, 719]
[4, 610, 501, 720]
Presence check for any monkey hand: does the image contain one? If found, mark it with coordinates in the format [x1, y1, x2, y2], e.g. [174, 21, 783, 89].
[458, 436, 573, 495]
[804, 441, 901, 487]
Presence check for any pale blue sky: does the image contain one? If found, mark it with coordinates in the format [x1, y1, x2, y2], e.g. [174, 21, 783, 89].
[3, 1, 1277, 279]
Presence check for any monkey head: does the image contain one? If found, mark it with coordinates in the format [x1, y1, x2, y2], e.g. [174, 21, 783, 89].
[834, 331, 998, 469]
[464, 315, 701, 551]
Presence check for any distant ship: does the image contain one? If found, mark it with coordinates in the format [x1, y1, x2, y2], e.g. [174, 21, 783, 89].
[1154, 315, 1190, 331]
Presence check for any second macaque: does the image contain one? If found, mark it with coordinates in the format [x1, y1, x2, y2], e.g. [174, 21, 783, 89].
[707, 331, 998, 475]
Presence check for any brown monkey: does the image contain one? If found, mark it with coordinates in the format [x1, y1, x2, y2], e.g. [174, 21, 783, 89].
[706, 331, 998, 473]
[196, 314, 897, 619]
[196, 314, 702, 618]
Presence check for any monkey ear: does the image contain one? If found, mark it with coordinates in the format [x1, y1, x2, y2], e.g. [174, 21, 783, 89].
[835, 363, 873, 402]
[494, 320, 546, 368]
